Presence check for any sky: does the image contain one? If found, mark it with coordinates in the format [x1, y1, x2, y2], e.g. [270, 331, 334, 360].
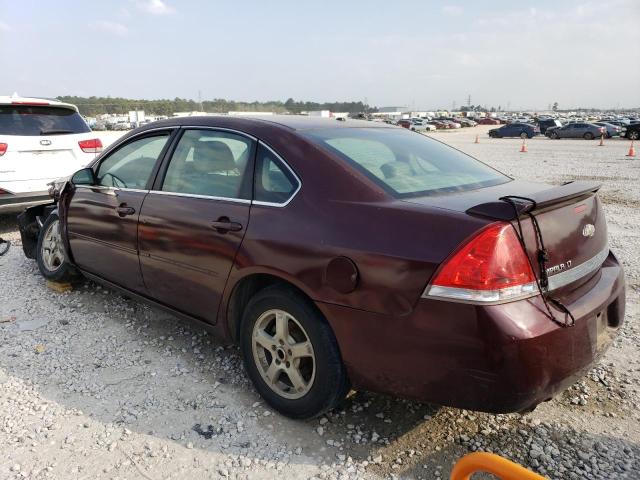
[1, 0, 638, 110]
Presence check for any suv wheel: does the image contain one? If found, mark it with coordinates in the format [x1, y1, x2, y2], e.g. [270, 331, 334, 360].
[629, 130, 639, 140]
[584, 132, 594, 140]
[520, 132, 528, 139]
[550, 131, 559, 139]
[36, 213, 77, 282]
[240, 285, 350, 419]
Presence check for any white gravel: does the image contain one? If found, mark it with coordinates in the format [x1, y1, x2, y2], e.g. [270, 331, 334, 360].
[0, 126, 638, 479]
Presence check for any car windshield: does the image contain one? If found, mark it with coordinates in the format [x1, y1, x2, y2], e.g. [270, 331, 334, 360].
[304, 127, 511, 197]
[0, 105, 91, 136]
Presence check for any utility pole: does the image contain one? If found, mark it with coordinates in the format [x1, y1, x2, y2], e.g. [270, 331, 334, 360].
[467, 94, 471, 107]
[198, 90, 203, 112]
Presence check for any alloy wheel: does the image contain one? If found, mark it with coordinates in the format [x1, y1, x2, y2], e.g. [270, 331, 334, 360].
[251, 309, 316, 399]
[41, 219, 65, 272]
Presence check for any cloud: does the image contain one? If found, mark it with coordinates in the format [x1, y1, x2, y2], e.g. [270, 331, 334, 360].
[442, 5, 464, 16]
[136, 0, 174, 15]
[0, 21, 11, 32]
[89, 20, 128, 36]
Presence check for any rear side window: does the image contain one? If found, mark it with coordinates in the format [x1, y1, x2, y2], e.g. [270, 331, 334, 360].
[254, 144, 299, 204]
[161, 129, 254, 199]
[0, 105, 91, 136]
[304, 128, 510, 197]
[97, 134, 170, 189]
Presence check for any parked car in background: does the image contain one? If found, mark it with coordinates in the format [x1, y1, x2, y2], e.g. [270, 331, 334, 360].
[593, 122, 622, 138]
[397, 119, 435, 132]
[477, 118, 501, 125]
[0, 95, 103, 211]
[546, 123, 605, 140]
[536, 118, 563, 134]
[427, 120, 448, 129]
[18, 115, 625, 420]
[488, 123, 540, 139]
[621, 123, 640, 140]
[455, 117, 477, 127]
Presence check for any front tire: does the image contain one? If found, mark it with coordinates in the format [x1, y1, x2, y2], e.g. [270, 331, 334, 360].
[36, 213, 76, 282]
[550, 131, 559, 139]
[240, 285, 350, 419]
[584, 132, 594, 140]
[629, 130, 639, 140]
[520, 132, 528, 139]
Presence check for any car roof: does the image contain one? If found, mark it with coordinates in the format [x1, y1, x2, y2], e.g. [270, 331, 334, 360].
[0, 94, 79, 111]
[139, 114, 395, 133]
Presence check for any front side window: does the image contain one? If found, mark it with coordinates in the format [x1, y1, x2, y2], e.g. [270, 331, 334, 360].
[96, 133, 170, 188]
[304, 128, 510, 197]
[161, 129, 254, 199]
[254, 144, 298, 204]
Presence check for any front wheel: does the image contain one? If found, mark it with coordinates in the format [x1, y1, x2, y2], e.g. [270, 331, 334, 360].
[628, 131, 639, 140]
[584, 132, 594, 140]
[550, 131, 559, 139]
[36, 213, 76, 282]
[240, 285, 350, 419]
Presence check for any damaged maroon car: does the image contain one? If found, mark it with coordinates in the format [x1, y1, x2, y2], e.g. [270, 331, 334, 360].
[18, 116, 625, 419]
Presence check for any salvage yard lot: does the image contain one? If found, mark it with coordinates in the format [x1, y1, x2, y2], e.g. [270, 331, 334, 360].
[1, 125, 639, 479]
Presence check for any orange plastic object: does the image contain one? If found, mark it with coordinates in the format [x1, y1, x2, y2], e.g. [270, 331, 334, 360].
[450, 452, 547, 480]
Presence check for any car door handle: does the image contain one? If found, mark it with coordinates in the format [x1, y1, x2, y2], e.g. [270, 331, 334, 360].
[211, 217, 243, 233]
[116, 204, 136, 217]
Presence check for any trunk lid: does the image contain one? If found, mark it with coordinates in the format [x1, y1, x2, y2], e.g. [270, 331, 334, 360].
[404, 180, 608, 293]
[0, 133, 95, 181]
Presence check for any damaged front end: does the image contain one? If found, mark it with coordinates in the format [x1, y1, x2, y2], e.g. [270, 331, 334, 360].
[17, 178, 68, 259]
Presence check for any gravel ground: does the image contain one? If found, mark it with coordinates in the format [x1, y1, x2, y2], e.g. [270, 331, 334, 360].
[0, 126, 638, 479]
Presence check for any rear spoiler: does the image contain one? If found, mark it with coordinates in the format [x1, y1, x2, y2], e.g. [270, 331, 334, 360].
[466, 181, 602, 220]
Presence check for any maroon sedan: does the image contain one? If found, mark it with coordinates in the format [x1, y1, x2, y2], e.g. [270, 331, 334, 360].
[19, 116, 625, 419]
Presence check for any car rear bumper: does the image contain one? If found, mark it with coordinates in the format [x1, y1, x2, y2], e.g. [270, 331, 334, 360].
[318, 251, 625, 413]
[0, 190, 51, 212]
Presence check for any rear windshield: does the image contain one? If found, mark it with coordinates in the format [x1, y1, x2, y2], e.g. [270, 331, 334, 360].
[0, 105, 90, 136]
[303, 127, 510, 197]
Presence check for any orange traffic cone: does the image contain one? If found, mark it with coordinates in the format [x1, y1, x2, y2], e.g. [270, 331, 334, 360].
[598, 134, 604, 146]
[474, 134, 479, 144]
[627, 140, 636, 157]
[520, 139, 528, 153]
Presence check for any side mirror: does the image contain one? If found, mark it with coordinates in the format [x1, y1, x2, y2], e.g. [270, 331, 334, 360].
[71, 167, 97, 186]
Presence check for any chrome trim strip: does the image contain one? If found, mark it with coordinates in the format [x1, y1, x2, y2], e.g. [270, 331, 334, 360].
[252, 141, 302, 208]
[546, 245, 609, 291]
[178, 125, 258, 141]
[148, 189, 252, 204]
[75, 185, 149, 194]
[422, 245, 610, 304]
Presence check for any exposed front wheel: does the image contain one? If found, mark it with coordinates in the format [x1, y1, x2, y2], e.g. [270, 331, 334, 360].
[550, 132, 559, 139]
[36, 213, 77, 282]
[240, 285, 350, 419]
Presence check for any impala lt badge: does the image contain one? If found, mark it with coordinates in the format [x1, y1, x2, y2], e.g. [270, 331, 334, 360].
[582, 224, 596, 237]
[546, 260, 573, 276]
[40, 139, 52, 146]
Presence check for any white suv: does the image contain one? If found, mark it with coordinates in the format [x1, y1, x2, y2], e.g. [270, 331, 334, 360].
[0, 95, 103, 212]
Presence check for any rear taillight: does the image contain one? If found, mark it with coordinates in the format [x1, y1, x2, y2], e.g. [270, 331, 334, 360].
[423, 222, 538, 303]
[78, 138, 103, 154]
[0, 143, 7, 156]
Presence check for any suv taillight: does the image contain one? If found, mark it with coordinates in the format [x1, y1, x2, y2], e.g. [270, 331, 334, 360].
[422, 222, 538, 303]
[78, 138, 103, 154]
[0, 143, 7, 156]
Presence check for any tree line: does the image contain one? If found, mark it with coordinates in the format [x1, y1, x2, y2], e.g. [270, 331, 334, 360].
[56, 96, 374, 117]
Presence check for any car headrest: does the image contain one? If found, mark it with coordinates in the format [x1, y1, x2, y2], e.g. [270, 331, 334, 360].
[380, 161, 413, 179]
[193, 140, 237, 172]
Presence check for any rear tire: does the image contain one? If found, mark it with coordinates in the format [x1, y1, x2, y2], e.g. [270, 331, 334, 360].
[239, 285, 350, 419]
[36, 213, 77, 283]
[584, 132, 594, 140]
